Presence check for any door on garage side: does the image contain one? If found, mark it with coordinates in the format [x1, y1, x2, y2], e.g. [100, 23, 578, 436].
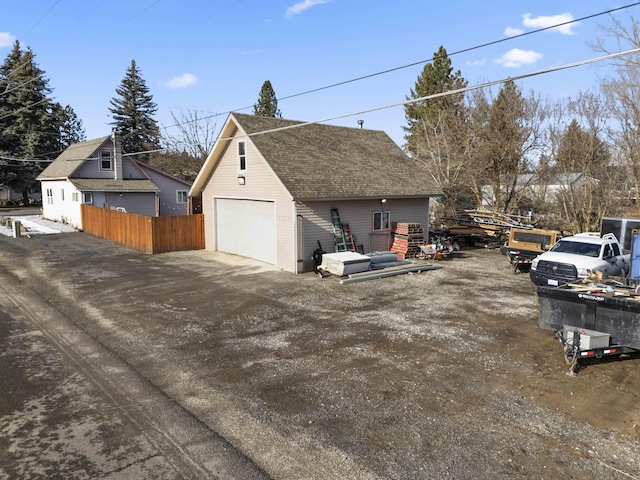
[215, 198, 276, 264]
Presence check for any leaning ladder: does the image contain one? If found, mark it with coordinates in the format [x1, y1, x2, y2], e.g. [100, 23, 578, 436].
[342, 223, 356, 252]
[330, 208, 348, 252]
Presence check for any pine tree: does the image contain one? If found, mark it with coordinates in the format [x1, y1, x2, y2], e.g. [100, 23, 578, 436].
[109, 60, 160, 162]
[0, 41, 60, 203]
[402, 46, 468, 214]
[52, 103, 86, 150]
[253, 80, 282, 118]
[483, 80, 527, 212]
[403, 46, 467, 156]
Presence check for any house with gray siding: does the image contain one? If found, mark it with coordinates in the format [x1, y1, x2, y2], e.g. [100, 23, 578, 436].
[135, 161, 192, 216]
[37, 133, 191, 229]
[189, 113, 442, 274]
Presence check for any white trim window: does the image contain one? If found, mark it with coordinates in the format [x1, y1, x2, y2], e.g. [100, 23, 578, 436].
[238, 141, 246, 172]
[60, 189, 64, 201]
[82, 192, 93, 204]
[176, 190, 188, 203]
[373, 211, 390, 231]
[46, 188, 53, 205]
[99, 150, 113, 171]
[72, 192, 79, 202]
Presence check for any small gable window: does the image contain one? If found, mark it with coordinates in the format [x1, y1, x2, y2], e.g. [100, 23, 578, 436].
[100, 150, 113, 171]
[373, 211, 390, 231]
[177, 190, 188, 203]
[238, 141, 246, 172]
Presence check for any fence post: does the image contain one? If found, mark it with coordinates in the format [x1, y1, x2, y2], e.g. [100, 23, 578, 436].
[12, 219, 21, 238]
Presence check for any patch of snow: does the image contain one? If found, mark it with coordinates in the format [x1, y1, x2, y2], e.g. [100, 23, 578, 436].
[0, 215, 78, 236]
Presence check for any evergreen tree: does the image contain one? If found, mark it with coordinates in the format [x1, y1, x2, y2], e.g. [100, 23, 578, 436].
[109, 60, 160, 162]
[554, 118, 611, 232]
[402, 46, 468, 215]
[253, 80, 282, 118]
[52, 103, 86, 150]
[403, 45, 467, 157]
[0, 41, 60, 202]
[483, 80, 528, 212]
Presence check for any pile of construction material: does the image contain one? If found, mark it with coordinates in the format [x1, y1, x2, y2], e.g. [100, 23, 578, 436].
[390, 222, 425, 259]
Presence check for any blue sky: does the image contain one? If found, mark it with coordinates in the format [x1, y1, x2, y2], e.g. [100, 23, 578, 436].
[1, 1, 637, 150]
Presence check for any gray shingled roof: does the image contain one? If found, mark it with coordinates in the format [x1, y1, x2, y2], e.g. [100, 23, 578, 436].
[232, 113, 441, 200]
[37, 136, 110, 179]
[69, 179, 159, 192]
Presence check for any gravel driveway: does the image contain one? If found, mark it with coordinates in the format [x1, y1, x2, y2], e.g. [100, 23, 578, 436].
[0, 232, 638, 479]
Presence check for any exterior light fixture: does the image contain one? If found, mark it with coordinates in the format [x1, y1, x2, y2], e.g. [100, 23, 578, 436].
[238, 175, 246, 185]
[380, 198, 387, 204]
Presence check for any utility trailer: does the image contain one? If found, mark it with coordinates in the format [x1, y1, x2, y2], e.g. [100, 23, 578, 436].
[537, 283, 640, 374]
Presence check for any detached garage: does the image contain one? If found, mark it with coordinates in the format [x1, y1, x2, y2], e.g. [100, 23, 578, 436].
[189, 113, 442, 274]
[215, 198, 276, 265]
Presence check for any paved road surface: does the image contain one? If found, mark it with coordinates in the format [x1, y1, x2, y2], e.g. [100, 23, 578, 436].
[0, 264, 270, 479]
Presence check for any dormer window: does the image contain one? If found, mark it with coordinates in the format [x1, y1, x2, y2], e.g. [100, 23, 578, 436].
[100, 150, 113, 171]
[238, 141, 246, 172]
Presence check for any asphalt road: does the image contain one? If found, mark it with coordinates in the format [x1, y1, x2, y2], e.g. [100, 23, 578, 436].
[0, 258, 270, 479]
[1, 231, 639, 479]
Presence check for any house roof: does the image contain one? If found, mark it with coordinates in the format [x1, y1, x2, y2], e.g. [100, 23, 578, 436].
[190, 113, 442, 200]
[135, 160, 193, 187]
[69, 179, 159, 192]
[38, 136, 110, 179]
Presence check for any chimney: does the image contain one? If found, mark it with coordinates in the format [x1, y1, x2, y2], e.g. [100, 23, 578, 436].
[112, 129, 123, 181]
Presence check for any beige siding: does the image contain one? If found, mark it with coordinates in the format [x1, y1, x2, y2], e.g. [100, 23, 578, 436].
[297, 198, 431, 272]
[201, 136, 295, 272]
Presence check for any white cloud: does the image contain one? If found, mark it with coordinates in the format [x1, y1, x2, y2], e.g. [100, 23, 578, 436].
[466, 58, 487, 67]
[285, 0, 330, 19]
[522, 12, 578, 35]
[504, 26, 524, 37]
[495, 48, 542, 68]
[0, 32, 16, 47]
[164, 73, 198, 89]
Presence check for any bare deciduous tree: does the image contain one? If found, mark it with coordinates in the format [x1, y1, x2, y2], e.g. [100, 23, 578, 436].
[592, 13, 640, 214]
[153, 109, 219, 181]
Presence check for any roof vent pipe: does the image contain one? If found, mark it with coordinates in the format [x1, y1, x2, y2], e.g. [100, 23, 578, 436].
[357, 119, 364, 129]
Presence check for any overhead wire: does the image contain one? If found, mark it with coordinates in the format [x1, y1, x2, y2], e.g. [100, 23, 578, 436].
[22, 0, 63, 37]
[3, 2, 640, 162]
[200, 48, 640, 142]
[160, 1, 640, 131]
[130, 47, 640, 160]
[10, 48, 640, 163]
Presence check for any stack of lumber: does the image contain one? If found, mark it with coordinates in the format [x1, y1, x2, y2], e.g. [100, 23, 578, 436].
[565, 281, 640, 300]
[390, 222, 424, 259]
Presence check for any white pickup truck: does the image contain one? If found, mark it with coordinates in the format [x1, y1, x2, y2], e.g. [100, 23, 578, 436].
[529, 233, 629, 286]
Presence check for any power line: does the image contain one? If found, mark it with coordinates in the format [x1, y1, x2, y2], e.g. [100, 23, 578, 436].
[0, 97, 50, 121]
[14, 48, 640, 164]
[0, 77, 37, 97]
[212, 48, 640, 143]
[0, 155, 53, 163]
[161, 1, 640, 132]
[23, 0, 63, 37]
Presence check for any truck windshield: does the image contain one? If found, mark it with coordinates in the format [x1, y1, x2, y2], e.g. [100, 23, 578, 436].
[549, 240, 601, 258]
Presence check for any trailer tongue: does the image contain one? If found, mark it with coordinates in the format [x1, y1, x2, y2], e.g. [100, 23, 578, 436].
[537, 283, 640, 374]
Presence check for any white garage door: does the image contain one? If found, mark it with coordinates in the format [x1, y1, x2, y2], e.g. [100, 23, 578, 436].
[215, 198, 276, 264]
